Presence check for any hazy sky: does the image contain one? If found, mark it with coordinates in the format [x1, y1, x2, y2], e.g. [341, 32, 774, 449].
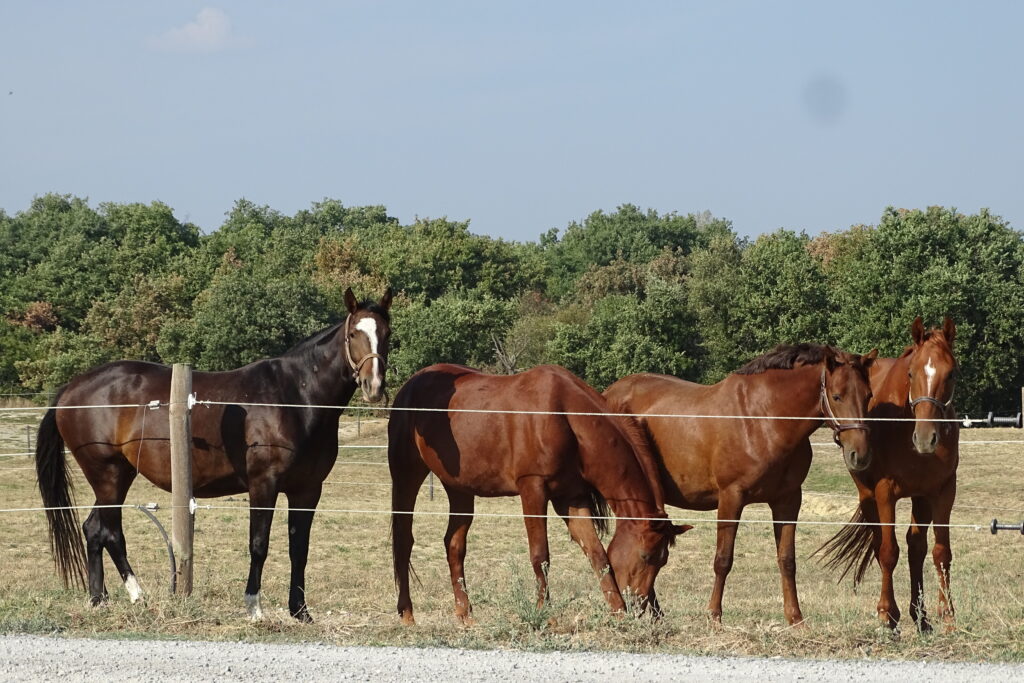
[2, 2, 1021, 243]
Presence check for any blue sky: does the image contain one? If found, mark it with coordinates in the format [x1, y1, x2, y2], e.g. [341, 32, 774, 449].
[1, 2, 1021, 242]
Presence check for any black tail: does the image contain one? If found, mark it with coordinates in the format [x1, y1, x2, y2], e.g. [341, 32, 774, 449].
[813, 504, 877, 586]
[589, 487, 610, 539]
[35, 407, 87, 589]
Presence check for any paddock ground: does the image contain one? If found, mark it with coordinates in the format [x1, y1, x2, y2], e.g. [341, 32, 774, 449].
[1, 409, 1022, 662]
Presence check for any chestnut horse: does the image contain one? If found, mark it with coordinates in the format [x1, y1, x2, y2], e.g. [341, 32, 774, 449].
[818, 317, 959, 631]
[388, 364, 690, 625]
[35, 288, 393, 622]
[604, 344, 876, 625]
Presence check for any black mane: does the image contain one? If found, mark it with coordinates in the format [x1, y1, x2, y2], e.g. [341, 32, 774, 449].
[734, 343, 835, 375]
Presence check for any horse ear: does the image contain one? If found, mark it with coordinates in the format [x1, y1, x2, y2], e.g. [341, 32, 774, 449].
[824, 347, 839, 372]
[673, 524, 693, 536]
[943, 317, 956, 346]
[343, 288, 358, 314]
[862, 348, 879, 368]
[911, 316, 926, 345]
[379, 287, 394, 311]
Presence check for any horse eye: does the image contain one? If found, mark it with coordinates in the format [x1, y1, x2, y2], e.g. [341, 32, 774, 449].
[832, 394, 841, 402]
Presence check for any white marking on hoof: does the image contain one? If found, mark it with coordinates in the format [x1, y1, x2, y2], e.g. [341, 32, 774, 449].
[245, 593, 264, 621]
[124, 574, 143, 603]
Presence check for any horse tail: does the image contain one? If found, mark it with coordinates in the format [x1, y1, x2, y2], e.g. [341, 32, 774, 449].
[813, 503, 877, 586]
[35, 405, 87, 589]
[588, 486, 610, 538]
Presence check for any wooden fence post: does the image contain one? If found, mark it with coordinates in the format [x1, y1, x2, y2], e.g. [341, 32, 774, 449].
[170, 363, 194, 596]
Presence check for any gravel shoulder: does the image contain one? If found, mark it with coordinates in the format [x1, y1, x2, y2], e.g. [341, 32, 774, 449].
[4, 635, 1023, 682]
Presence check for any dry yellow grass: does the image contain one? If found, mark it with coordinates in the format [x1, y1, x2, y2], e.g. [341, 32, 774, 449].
[1, 409, 1022, 661]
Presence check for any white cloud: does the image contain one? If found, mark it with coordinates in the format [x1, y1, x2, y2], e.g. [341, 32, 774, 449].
[149, 8, 241, 53]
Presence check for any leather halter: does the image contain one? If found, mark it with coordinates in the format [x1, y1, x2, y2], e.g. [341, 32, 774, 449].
[820, 367, 870, 446]
[909, 389, 955, 414]
[343, 313, 385, 375]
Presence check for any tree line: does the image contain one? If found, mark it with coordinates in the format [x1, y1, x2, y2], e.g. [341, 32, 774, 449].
[2, 194, 1023, 415]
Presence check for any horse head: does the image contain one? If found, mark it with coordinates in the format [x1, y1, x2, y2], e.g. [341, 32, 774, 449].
[822, 347, 878, 472]
[907, 316, 957, 454]
[606, 517, 691, 613]
[343, 287, 394, 403]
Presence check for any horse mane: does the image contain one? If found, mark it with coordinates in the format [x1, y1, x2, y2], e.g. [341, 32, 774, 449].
[734, 343, 836, 375]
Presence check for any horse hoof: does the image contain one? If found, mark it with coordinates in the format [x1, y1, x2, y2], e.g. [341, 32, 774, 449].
[290, 606, 314, 623]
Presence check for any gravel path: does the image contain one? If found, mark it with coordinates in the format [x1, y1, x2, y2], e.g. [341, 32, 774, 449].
[3, 635, 1023, 682]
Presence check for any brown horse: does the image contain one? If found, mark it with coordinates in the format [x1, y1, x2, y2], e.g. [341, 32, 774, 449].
[35, 288, 393, 622]
[604, 344, 877, 625]
[818, 317, 959, 632]
[388, 364, 690, 625]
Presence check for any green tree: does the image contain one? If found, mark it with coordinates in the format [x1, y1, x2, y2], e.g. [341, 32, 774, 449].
[389, 292, 517, 384]
[823, 207, 1024, 413]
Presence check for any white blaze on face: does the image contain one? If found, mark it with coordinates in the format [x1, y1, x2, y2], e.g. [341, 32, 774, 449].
[124, 574, 143, 603]
[924, 356, 937, 395]
[355, 317, 381, 395]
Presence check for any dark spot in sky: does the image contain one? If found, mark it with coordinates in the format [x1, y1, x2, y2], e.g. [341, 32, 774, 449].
[801, 75, 847, 125]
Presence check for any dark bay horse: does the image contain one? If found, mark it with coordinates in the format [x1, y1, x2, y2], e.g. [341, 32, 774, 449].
[604, 344, 877, 625]
[818, 317, 959, 632]
[388, 364, 690, 625]
[35, 288, 393, 622]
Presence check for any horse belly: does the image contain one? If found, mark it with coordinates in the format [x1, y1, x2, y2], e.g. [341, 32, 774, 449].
[647, 425, 719, 510]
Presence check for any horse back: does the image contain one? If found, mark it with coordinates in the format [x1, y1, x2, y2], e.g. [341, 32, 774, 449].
[390, 364, 655, 503]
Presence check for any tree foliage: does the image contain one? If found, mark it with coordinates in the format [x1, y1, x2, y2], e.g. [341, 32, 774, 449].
[2, 195, 1022, 415]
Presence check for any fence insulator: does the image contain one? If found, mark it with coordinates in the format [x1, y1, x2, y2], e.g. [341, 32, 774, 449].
[990, 518, 1024, 535]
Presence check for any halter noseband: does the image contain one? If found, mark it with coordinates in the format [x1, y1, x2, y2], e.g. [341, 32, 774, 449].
[343, 313, 385, 375]
[908, 390, 955, 414]
[820, 367, 870, 447]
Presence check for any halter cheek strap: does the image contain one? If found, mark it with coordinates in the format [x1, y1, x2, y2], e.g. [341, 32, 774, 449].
[820, 368, 871, 447]
[343, 314, 385, 375]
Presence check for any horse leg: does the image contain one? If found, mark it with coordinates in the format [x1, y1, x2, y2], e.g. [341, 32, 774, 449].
[907, 496, 933, 632]
[518, 477, 551, 607]
[443, 489, 476, 625]
[81, 459, 139, 605]
[875, 489, 901, 629]
[769, 492, 804, 626]
[390, 461, 428, 626]
[708, 487, 744, 625]
[244, 479, 278, 621]
[930, 478, 957, 632]
[285, 485, 322, 623]
[552, 498, 625, 613]
[82, 508, 109, 605]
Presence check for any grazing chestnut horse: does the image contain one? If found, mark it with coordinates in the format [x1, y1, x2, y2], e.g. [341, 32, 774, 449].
[818, 317, 958, 631]
[604, 344, 876, 625]
[35, 288, 393, 622]
[388, 364, 690, 625]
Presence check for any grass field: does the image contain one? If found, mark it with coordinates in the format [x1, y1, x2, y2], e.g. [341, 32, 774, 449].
[1, 406, 1022, 661]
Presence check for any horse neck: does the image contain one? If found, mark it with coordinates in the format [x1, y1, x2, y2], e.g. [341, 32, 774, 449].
[283, 325, 358, 408]
[748, 364, 823, 419]
[872, 354, 913, 419]
[573, 421, 663, 519]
